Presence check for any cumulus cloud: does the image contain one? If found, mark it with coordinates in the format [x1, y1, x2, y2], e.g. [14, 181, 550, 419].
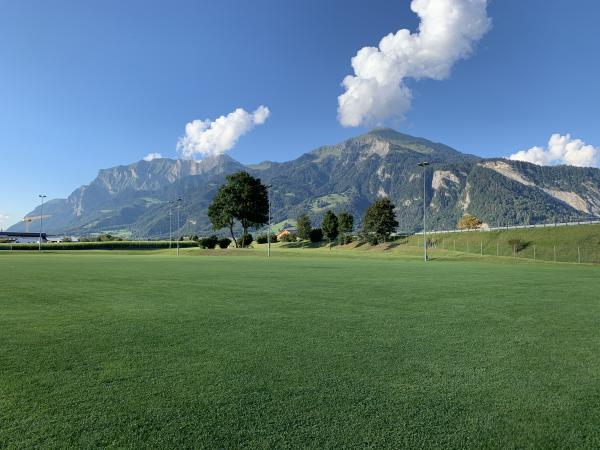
[0, 213, 10, 229]
[177, 106, 270, 159]
[143, 152, 162, 161]
[509, 134, 599, 168]
[338, 0, 491, 127]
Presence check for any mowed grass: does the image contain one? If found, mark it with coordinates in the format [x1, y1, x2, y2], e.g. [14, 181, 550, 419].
[1, 251, 600, 448]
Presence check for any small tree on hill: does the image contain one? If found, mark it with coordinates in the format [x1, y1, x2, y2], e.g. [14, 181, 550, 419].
[458, 214, 483, 230]
[338, 211, 354, 244]
[362, 198, 398, 242]
[297, 214, 312, 241]
[321, 210, 339, 249]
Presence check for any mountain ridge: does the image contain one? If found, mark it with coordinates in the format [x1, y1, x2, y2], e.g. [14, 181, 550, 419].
[9, 129, 600, 236]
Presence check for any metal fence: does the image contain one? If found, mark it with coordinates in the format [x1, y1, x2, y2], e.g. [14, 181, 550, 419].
[412, 236, 600, 265]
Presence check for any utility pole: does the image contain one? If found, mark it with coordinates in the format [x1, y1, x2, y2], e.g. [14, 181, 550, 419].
[38, 194, 46, 252]
[417, 162, 430, 262]
[168, 200, 173, 249]
[176, 198, 182, 256]
[266, 184, 272, 258]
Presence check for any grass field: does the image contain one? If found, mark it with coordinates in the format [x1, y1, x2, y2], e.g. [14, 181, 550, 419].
[2, 250, 600, 448]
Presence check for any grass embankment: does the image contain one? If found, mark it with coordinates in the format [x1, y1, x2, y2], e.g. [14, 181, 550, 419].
[404, 224, 600, 264]
[1, 252, 600, 448]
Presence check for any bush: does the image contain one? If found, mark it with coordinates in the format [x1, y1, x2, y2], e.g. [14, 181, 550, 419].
[338, 235, 353, 245]
[366, 234, 379, 245]
[199, 235, 219, 249]
[256, 234, 277, 244]
[280, 233, 297, 243]
[0, 241, 199, 251]
[217, 237, 232, 249]
[309, 228, 323, 243]
[241, 234, 253, 247]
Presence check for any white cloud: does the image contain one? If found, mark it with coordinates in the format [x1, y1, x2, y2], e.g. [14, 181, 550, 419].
[0, 213, 10, 229]
[338, 0, 491, 127]
[143, 152, 162, 161]
[509, 134, 599, 168]
[177, 106, 270, 159]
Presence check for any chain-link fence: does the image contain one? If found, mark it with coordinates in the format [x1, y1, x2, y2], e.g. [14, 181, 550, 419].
[411, 236, 600, 264]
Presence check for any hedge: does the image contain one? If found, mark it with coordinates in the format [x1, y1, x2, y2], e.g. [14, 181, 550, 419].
[0, 241, 199, 251]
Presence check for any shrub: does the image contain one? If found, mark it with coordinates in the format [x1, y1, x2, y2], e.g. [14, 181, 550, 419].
[199, 235, 219, 249]
[280, 233, 297, 243]
[241, 234, 253, 247]
[256, 234, 277, 244]
[217, 237, 232, 249]
[458, 214, 483, 230]
[338, 235, 353, 245]
[366, 234, 379, 245]
[309, 228, 323, 243]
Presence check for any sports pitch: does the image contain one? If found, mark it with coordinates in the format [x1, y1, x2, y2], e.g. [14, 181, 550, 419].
[1, 250, 599, 448]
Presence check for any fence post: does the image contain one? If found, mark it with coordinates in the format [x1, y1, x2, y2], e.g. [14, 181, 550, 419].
[467, 241, 469, 253]
[496, 243, 499, 257]
[513, 244, 516, 258]
[480, 242, 483, 256]
[533, 245, 536, 261]
[554, 245, 556, 263]
[454, 240, 456, 252]
[578, 246, 581, 264]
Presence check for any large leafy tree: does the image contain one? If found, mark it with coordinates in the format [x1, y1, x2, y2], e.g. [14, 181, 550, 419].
[208, 171, 268, 248]
[208, 186, 238, 247]
[321, 210, 339, 248]
[296, 214, 312, 241]
[363, 198, 399, 242]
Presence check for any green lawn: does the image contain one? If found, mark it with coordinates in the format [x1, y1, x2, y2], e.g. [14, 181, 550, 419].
[1, 251, 600, 448]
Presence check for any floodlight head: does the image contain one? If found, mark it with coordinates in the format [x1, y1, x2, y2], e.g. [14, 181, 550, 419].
[417, 161, 430, 168]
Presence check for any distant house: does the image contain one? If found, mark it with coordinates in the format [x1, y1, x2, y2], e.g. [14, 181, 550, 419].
[276, 227, 298, 240]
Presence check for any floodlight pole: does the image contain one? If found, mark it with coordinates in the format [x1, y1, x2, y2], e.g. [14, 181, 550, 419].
[168, 200, 173, 249]
[417, 162, 430, 262]
[266, 184, 272, 258]
[38, 194, 46, 252]
[176, 198, 182, 256]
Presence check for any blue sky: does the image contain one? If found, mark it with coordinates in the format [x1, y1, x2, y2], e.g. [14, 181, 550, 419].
[1, 0, 600, 228]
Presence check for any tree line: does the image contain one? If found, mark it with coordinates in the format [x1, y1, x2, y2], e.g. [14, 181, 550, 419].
[206, 171, 404, 247]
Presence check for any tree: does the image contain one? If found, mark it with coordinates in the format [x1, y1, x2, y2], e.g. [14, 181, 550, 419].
[208, 171, 268, 248]
[297, 214, 312, 241]
[458, 214, 483, 230]
[309, 228, 323, 243]
[321, 210, 339, 249]
[338, 211, 354, 244]
[208, 186, 238, 247]
[362, 198, 398, 242]
[227, 172, 268, 247]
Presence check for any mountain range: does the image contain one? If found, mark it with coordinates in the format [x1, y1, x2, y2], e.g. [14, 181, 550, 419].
[10, 129, 600, 237]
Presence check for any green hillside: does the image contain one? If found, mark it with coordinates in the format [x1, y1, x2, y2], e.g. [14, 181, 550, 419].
[408, 223, 600, 264]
